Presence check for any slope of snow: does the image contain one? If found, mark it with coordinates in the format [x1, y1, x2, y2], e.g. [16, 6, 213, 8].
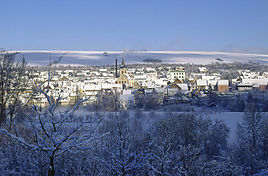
[11, 50, 268, 66]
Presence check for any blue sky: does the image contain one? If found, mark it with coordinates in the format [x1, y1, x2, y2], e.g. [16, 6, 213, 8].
[1, 0, 268, 53]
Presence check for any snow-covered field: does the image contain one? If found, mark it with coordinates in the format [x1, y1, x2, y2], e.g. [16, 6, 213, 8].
[12, 50, 268, 66]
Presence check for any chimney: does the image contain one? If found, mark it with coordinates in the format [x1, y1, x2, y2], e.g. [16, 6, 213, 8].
[115, 58, 118, 78]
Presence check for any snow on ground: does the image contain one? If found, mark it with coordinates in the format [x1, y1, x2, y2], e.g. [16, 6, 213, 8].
[11, 50, 268, 66]
[57, 107, 268, 145]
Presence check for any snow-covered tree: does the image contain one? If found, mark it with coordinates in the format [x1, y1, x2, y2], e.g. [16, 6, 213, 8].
[205, 119, 229, 159]
[236, 104, 268, 175]
[99, 112, 148, 175]
[0, 136, 40, 175]
[202, 155, 243, 175]
[0, 81, 103, 176]
[0, 51, 28, 126]
[147, 135, 180, 175]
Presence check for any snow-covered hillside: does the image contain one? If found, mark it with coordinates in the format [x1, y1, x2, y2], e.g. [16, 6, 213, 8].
[13, 50, 268, 66]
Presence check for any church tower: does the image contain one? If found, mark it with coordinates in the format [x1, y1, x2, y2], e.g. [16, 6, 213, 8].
[119, 59, 127, 76]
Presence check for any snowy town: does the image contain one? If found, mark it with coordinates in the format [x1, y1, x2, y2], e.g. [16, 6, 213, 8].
[26, 58, 268, 110]
[1, 0, 268, 175]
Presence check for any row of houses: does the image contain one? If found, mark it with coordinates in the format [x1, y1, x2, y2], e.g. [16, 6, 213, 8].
[23, 62, 268, 108]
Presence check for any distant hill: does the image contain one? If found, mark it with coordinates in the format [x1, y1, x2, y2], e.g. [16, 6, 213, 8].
[11, 50, 268, 66]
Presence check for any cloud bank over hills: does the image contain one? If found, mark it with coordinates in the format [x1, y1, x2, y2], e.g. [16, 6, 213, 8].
[12, 50, 268, 66]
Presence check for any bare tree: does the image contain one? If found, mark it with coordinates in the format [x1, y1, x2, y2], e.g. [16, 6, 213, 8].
[0, 51, 28, 126]
[0, 86, 104, 175]
[0, 53, 104, 175]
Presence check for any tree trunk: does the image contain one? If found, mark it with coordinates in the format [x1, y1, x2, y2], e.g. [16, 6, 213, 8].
[9, 97, 18, 130]
[0, 108, 6, 125]
[48, 156, 55, 176]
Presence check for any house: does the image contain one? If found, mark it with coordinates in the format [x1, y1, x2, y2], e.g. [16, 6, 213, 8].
[196, 80, 207, 90]
[217, 80, 229, 92]
[99, 68, 108, 72]
[177, 84, 189, 91]
[164, 83, 181, 97]
[101, 83, 122, 91]
[239, 70, 259, 79]
[202, 75, 220, 80]
[263, 72, 268, 78]
[237, 83, 253, 91]
[168, 67, 186, 81]
[242, 78, 268, 90]
[154, 78, 169, 87]
[199, 67, 208, 73]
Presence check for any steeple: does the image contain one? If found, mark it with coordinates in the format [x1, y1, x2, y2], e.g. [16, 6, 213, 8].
[119, 58, 127, 76]
[121, 58, 126, 68]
